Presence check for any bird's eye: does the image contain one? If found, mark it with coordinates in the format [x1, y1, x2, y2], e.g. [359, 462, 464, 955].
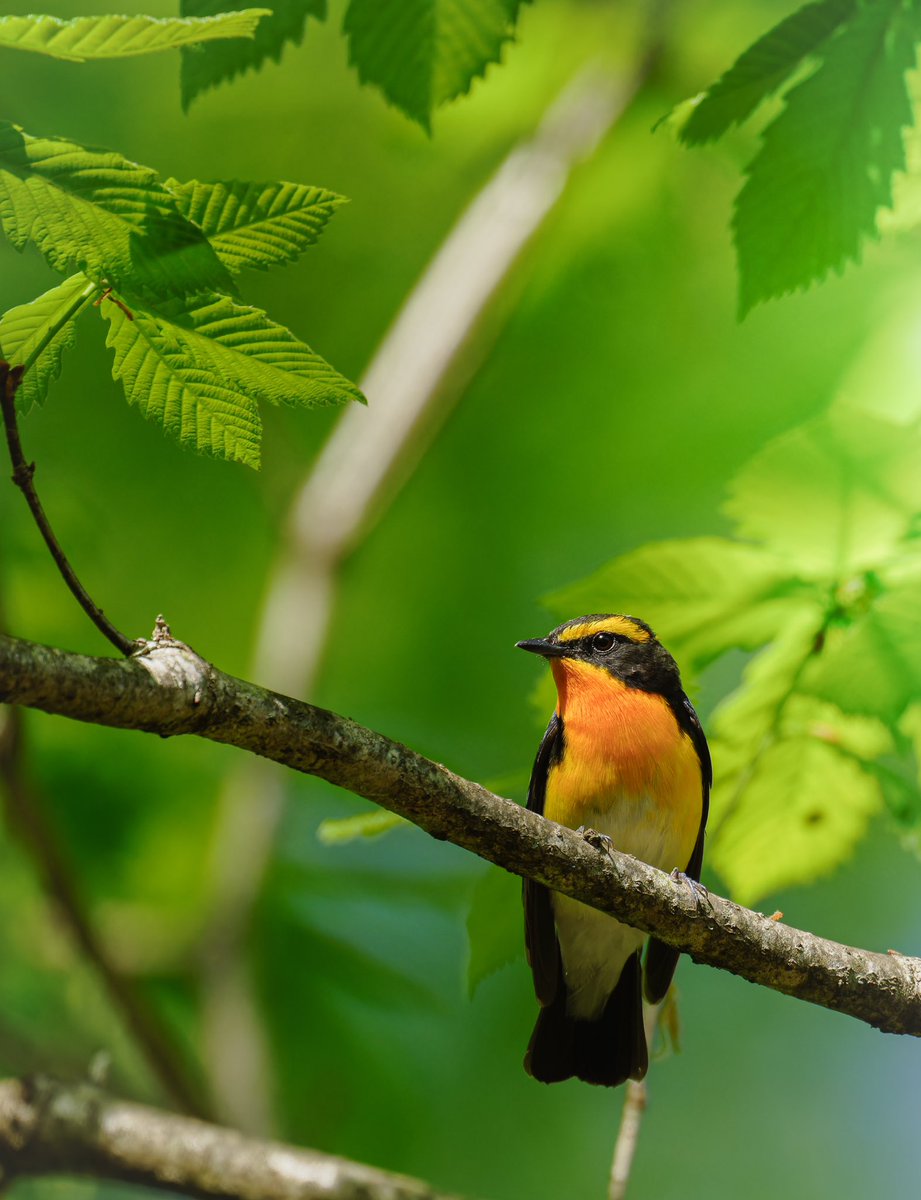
[591, 632, 617, 653]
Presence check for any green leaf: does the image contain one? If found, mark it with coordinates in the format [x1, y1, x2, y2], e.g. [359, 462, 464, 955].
[168, 178, 346, 274]
[679, 0, 855, 145]
[0, 122, 232, 299]
[316, 810, 407, 845]
[725, 409, 921, 577]
[0, 274, 95, 412]
[466, 865, 521, 997]
[0, 10, 269, 61]
[181, 0, 326, 109]
[803, 572, 921, 721]
[103, 291, 362, 467]
[734, 0, 918, 314]
[344, 0, 528, 130]
[710, 718, 883, 905]
[545, 537, 816, 673]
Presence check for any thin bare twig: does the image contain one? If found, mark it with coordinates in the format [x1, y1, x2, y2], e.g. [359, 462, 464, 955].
[0, 362, 135, 656]
[199, 51, 658, 1133]
[608, 1005, 659, 1200]
[0, 1076, 459, 1200]
[0, 704, 210, 1119]
[3, 631, 921, 1037]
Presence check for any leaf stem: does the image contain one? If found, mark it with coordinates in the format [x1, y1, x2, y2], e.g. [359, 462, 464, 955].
[0, 361, 137, 656]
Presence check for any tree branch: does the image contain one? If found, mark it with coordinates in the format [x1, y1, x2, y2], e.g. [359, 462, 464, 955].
[0, 1076, 458, 1200]
[0, 704, 210, 1119]
[1, 629, 920, 1037]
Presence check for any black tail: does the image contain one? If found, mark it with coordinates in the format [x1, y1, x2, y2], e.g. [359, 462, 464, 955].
[524, 952, 648, 1087]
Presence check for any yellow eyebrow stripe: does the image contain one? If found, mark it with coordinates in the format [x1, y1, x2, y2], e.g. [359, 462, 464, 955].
[556, 615, 651, 644]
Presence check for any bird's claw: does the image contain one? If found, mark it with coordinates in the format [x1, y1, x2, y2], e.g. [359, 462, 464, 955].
[670, 869, 711, 907]
[577, 826, 616, 857]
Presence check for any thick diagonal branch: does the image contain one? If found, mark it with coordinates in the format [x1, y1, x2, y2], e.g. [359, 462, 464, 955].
[2, 631, 920, 1036]
[0, 1076, 457, 1200]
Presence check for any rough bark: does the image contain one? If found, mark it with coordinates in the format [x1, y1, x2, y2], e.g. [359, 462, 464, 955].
[2, 629, 920, 1037]
[0, 1077, 456, 1199]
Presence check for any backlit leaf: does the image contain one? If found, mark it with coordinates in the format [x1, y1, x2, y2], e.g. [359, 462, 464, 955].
[181, 0, 326, 108]
[344, 0, 528, 130]
[734, 0, 918, 313]
[545, 537, 817, 672]
[679, 0, 855, 145]
[0, 10, 268, 61]
[725, 410, 921, 577]
[103, 290, 362, 467]
[168, 178, 346, 274]
[710, 722, 882, 904]
[0, 122, 232, 298]
[0, 273, 95, 411]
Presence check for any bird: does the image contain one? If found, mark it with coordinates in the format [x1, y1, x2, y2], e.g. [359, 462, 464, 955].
[516, 613, 710, 1087]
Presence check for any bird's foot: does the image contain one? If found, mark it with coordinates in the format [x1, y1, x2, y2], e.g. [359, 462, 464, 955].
[577, 826, 616, 857]
[670, 869, 711, 908]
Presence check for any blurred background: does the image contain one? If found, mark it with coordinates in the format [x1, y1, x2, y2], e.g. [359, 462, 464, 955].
[2, 0, 921, 1196]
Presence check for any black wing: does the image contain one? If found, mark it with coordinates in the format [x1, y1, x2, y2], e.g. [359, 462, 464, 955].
[523, 712, 564, 1007]
[644, 694, 711, 1004]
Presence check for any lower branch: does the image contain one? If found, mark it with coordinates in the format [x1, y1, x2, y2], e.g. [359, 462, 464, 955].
[2, 629, 921, 1036]
[0, 1076, 456, 1200]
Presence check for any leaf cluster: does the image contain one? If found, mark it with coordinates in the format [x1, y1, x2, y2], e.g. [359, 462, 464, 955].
[548, 401, 921, 906]
[180, 0, 530, 129]
[674, 0, 921, 314]
[0, 123, 362, 467]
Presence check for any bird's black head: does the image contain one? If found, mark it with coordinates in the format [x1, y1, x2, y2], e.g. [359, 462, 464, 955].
[516, 613, 683, 697]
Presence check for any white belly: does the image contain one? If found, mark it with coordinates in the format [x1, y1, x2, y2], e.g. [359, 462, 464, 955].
[553, 798, 686, 1021]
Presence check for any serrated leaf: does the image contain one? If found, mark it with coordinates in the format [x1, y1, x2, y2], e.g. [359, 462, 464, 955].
[181, 0, 325, 109]
[168, 178, 346, 274]
[680, 0, 855, 146]
[103, 291, 362, 467]
[734, 0, 918, 314]
[466, 864, 521, 997]
[709, 601, 826, 747]
[316, 810, 407, 845]
[0, 10, 268, 61]
[0, 121, 232, 299]
[0, 274, 95, 411]
[725, 409, 921, 577]
[344, 0, 528, 130]
[545, 537, 816, 673]
[803, 574, 921, 721]
[711, 728, 881, 904]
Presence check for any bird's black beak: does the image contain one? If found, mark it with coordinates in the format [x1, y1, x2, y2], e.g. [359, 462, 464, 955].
[516, 638, 567, 658]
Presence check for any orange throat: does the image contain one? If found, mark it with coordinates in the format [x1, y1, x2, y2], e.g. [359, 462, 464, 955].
[545, 658, 702, 848]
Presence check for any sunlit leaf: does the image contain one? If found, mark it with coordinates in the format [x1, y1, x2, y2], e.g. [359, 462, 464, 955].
[725, 410, 921, 577]
[803, 572, 921, 721]
[711, 717, 882, 905]
[168, 178, 346, 274]
[679, 0, 855, 145]
[181, 0, 325, 108]
[0, 273, 95, 411]
[0, 10, 268, 61]
[466, 864, 521, 997]
[0, 121, 232, 299]
[317, 810, 407, 845]
[103, 290, 362, 467]
[734, 0, 918, 313]
[344, 0, 528, 130]
[545, 537, 817, 672]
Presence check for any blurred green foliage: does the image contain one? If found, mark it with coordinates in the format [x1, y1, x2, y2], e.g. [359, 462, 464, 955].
[3, 1, 921, 1198]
